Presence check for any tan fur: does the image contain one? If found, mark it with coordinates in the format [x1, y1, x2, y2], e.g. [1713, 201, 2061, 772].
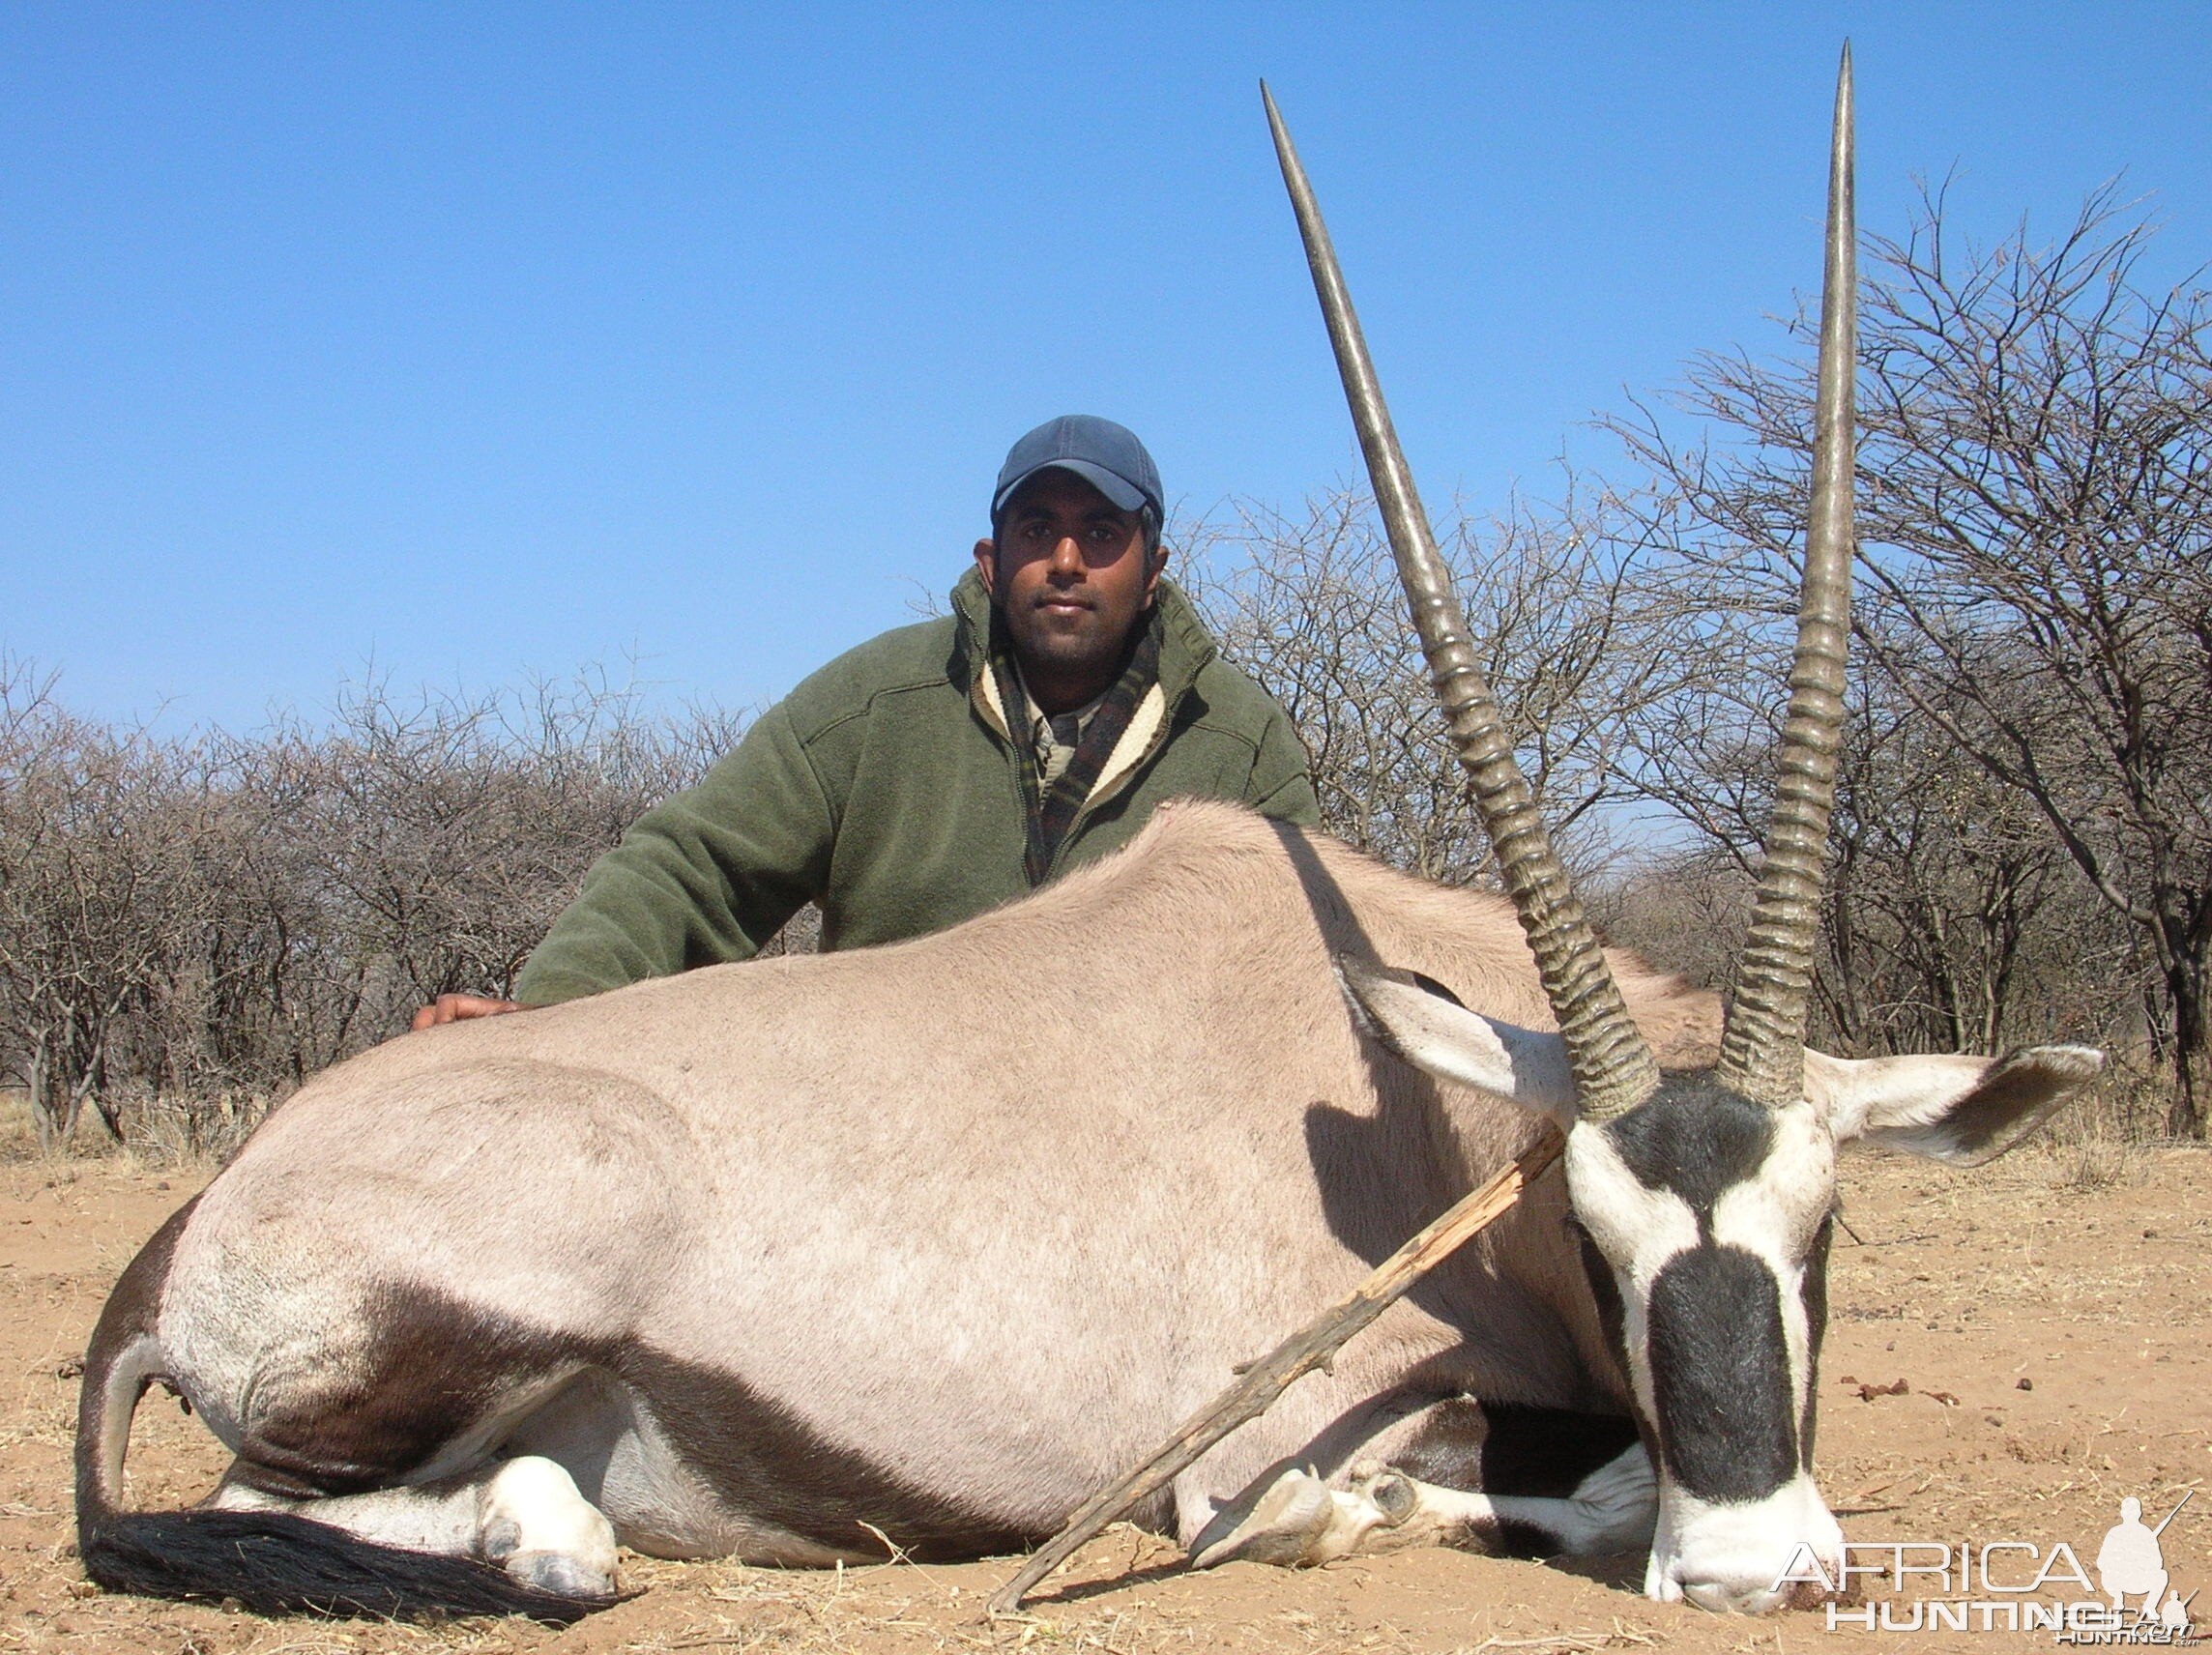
[152, 802, 1721, 1556]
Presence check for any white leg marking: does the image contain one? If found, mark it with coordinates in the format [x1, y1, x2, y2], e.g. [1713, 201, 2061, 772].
[213, 1471, 480, 1553]
[1188, 1445, 1658, 1570]
[1348, 1441, 1658, 1557]
[214, 1454, 619, 1598]
[476, 1456, 620, 1597]
[1493, 1442, 1658, 1553]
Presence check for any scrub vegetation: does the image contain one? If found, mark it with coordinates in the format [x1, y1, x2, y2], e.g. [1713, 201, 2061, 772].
[1, 189, 2204, 1155]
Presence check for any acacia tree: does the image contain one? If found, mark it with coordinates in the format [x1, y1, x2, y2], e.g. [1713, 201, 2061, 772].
[1614, 184, 2212, 1134]
[0, 661, 748, 1152]
[0, 666, 221, 1147]
[1188, 480, 1686, 886]
[232, 673, 748, 1037]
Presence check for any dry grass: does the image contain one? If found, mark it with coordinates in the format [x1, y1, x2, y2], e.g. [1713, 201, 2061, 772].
[0, 1088, 268, 1176]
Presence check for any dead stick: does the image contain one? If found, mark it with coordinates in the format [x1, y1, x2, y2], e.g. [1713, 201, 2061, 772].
[986, 1132, 1561, 1615]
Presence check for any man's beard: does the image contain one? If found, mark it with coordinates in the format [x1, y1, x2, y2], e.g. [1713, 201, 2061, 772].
[1004, 594, 1146, 684]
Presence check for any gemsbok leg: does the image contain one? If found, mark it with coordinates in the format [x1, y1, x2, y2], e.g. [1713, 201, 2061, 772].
[1189, 1399, 1656, 1567]
[210, 1455, 618, 1596]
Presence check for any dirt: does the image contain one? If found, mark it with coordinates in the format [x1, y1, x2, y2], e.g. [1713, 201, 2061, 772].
[0, 1142, 2203, 1655]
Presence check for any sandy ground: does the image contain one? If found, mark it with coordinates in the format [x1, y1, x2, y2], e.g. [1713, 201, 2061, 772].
[0, 1139, 2204, 1655]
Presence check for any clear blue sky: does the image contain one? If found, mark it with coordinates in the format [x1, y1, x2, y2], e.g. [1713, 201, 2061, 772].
[6, 4, 2208, 732]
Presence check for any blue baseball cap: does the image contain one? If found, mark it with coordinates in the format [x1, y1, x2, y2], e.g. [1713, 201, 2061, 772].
[992, 415, 1165, 524]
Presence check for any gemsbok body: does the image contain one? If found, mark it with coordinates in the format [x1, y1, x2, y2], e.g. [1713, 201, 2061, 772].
[75, 53, 2101, 1621]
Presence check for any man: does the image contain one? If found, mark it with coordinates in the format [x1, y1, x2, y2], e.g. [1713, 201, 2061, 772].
[413, 415, 1319, 1028]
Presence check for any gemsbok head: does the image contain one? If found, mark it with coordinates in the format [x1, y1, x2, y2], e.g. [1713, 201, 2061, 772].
[1269, 51, 2101, 1610]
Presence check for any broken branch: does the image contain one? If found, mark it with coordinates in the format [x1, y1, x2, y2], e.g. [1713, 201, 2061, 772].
[986, 1133, 1561, 1614]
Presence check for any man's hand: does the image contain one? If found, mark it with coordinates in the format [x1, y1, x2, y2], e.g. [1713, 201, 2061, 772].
[410, 995, 529, 1032]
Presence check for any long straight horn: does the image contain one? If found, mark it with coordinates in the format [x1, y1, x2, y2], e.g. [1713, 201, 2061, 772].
[1714, 44, 1857, 1106]
[1263, 82, 1658, 1122]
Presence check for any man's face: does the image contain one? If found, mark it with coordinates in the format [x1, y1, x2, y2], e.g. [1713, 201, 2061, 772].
[974, 469, 1164, 706]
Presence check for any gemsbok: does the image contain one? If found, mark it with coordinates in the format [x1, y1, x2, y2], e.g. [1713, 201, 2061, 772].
[75, 53, 2100, 1621]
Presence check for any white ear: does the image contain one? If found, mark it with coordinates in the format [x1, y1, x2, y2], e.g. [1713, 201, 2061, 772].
[1807, 1045, 2103, 1166]
[1336, 956, 1577, 1123]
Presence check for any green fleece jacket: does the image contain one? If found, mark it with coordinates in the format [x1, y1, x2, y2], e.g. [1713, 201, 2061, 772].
[514, 571, 1318, 1004]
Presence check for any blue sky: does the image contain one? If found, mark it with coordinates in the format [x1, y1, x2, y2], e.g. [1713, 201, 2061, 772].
[5, 4, 2208, 732]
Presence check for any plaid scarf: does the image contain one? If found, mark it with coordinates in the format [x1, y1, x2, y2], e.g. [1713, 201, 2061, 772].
[991, 610, 1163, 886]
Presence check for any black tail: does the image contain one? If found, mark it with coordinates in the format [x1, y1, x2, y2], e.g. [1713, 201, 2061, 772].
[73, 1200, 613, 1624]
[78, 1507, 613, 1623]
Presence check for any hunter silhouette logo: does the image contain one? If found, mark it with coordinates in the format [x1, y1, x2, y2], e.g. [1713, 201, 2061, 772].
[2099, 1495, 2189, 1618]
[1781, 1488, 2197, 1640]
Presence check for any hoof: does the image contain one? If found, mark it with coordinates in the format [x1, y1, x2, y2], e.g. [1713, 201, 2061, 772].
[508, 1548, 617, 1598]
[1353, 1466, 1418, 1526]
[477, 1456, 620, 1597]
[1190, 1469, 1333, 1569]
